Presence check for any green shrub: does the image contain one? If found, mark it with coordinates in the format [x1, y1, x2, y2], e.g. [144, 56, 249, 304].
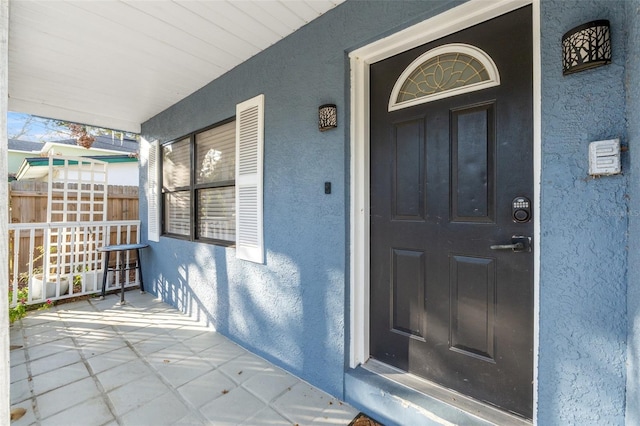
[8, 287, 53, 324]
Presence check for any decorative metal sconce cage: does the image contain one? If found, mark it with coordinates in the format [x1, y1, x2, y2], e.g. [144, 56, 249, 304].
[562, 20, 611, 75]
[318, 104, 337, 131]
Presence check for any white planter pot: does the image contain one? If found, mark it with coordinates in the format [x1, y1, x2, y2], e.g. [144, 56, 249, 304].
[30, 274, 70, 300]
[79, 271, 104, 292]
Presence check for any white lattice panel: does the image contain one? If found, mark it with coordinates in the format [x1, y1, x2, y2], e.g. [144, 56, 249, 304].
[45, 157, 108, 283]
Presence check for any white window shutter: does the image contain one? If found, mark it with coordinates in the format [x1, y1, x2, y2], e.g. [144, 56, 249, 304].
[146, 139, 160, 242]
[236, 94, 264, 263]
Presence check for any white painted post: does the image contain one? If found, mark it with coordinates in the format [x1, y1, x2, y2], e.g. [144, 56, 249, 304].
[0, 0, 10, 422]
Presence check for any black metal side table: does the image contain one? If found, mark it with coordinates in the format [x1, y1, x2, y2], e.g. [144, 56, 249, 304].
[98, 243, 149, 305]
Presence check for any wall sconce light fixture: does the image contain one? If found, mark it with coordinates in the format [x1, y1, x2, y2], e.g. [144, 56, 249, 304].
[562, 20, 611, 75]
[318, 104, 337, 132]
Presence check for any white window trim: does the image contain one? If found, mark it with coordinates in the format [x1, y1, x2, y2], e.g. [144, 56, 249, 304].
[388, 43, 501, 111]
[349, 0, 540, 420]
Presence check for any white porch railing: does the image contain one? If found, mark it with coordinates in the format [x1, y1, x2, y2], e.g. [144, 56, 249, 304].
[9, 220, 141, 307]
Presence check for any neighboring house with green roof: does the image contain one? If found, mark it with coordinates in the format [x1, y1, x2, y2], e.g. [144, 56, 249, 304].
[8, 136, 138, 185]
[7, 139, 41, 178]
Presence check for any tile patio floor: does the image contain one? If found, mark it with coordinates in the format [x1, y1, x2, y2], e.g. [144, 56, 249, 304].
[9, 291, 359, 425]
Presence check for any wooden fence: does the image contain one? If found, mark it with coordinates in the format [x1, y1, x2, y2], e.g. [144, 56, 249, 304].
[10, 181, 139, 223]
[9, 181, 139, 282]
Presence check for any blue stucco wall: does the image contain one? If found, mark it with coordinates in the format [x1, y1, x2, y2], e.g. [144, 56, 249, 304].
[539, 1, 628, 424]
[139, 0, 633, 422]
[626, 0, 640, 424]
[139, 1, 466, 399]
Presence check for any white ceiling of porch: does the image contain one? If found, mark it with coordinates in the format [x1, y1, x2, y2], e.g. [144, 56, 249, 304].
[8, 0, 344, 133]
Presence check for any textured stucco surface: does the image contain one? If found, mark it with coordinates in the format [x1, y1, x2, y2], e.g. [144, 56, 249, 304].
[139, 0, 634, 422]
[140, 0, 466, 399]
[539, 1, 628, 424]
[626, 0, 640, 424]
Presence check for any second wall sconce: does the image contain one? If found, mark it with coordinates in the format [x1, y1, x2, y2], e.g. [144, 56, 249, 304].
[562, 20, 611, 75]
[319, 104, 337, 132]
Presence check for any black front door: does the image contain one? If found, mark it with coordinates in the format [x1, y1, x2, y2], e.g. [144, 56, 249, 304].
[370, 6, 533, 418]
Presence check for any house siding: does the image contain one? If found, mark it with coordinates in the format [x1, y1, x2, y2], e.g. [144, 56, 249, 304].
[140, 0, 632, 423]
[627, 0, 640, 424]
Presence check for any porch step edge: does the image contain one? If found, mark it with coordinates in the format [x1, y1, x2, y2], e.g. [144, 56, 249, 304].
[345, 364, 530, 426]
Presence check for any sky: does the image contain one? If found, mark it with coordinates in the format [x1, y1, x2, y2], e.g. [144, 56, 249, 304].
[7, 112, 138, 143]
[7, 112, 70, 143]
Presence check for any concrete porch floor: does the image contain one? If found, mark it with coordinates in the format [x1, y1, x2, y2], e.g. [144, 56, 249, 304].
[9, 291, 360, 425]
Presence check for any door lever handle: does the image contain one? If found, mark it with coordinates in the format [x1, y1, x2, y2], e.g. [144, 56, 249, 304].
[490, 236, 531, 252]
[490, 242, 524, 250]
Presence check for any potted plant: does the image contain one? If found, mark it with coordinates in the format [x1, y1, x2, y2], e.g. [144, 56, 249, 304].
[30, 273, 70, 300]
[72, 268, 104, 293]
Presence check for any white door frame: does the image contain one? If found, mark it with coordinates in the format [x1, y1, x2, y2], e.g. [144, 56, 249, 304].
[348, 0, 541, 418]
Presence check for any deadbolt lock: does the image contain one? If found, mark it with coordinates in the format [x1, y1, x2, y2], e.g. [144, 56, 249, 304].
[512, 197, 531, 223]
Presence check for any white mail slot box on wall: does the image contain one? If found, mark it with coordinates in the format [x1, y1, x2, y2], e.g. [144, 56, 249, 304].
[588, 138, 621, 176]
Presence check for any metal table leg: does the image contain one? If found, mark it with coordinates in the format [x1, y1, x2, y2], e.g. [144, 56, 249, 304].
[100, 251, 110, 300]
[136, 248, 146, 294]
[118, 252, 126, 305]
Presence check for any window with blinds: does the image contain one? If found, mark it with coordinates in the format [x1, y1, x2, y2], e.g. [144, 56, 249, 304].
[196, 121, 236, 242]
[162, 138, 190, 237]
[161, 119, 236, 244]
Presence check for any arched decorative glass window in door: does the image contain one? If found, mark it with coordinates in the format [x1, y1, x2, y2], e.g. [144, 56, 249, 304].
[388, 43, 500, 111]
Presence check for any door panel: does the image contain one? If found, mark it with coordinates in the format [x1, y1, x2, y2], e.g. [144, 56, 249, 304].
[370, 5, 533, 419]
[393, 119, 425, 220]
[391, 248, 426, 340]
[451, 103, 495, 222]
[449, 255, 496, 362]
